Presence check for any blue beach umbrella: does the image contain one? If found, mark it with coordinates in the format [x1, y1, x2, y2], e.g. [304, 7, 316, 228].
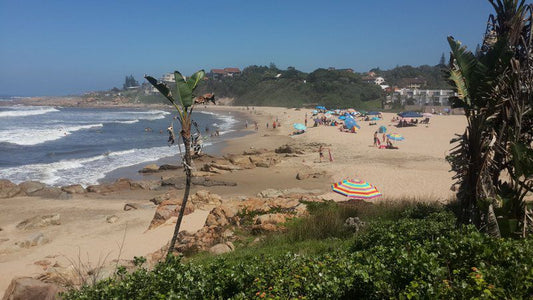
[367, 111, 381, 116]
[338, 116, 347, 120]
[378, 126, 387, 133]
[398, 111, 423, 118]
[293, 123, 307, 131]
[316, 106, 326, 110]
[371, 117, 380, 121]
[344, 117, 360, 130]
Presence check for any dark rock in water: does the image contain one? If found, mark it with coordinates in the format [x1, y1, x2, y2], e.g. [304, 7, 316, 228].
[159, 164, 181, 170]
[161, 177, 185, 189]
[61, 184, 86, 194]
[0, 179, 22, 198]
[2, 277, 59, 300]
[18, 181, 46, 195]
[191, 177, 237, 187]
[139, 164, 159, 173]
[29, 187, 71, 200]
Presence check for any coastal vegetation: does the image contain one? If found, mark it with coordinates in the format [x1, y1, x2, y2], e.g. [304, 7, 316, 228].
[62, 201, 533, 299]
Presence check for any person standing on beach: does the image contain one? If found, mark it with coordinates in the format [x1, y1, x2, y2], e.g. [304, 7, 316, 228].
[245, 120, 248, 129]
[382, 132, 386, 143]
[319, 145, 325, 162]
[373, 131, 380, 147]
[254, 122, 258, 131]
[266, 123, 269, 129]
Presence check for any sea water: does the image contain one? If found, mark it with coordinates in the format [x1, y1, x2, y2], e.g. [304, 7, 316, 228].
[0, 105, 239, 186]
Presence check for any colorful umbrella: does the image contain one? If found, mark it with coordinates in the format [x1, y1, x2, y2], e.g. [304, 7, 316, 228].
[293, 123, 307, 131]
[331, 179, 382, 199]
[387, 133, 404, 141]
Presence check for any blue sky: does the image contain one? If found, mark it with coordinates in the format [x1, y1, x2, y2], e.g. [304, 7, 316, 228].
[0, 0, 493, 96]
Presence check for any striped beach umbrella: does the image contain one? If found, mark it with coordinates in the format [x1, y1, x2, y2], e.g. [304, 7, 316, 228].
[387, 133, 405, 141]
[331, 179, 382, 199]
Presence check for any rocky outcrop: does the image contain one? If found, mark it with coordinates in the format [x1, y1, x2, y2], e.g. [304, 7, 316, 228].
[209, 242, 235, 255]
[87, 178, 132, 194]
[160, 177, 185, 189]
[252, 213, 287, 232]
[191, 177, 237, 187]
[275, 144, 304, 154]
[257, 188, 283, 198]
[16, 214, 61, 230]
[190, 190, 222, 210]
[226, 154, 255, 169]
[0, 179, 22, 198]
[2, 277, 59, 300]
[29, 187, 71, 200]
[159, 164, 180, 170]
[61, 184, 86, 194]
[296, 169, 327, 180]
[130, 180, 160, 190]
[149, 196, 195, 229]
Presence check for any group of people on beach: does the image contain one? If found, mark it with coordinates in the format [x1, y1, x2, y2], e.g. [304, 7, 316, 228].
[373, 131, 398, 149]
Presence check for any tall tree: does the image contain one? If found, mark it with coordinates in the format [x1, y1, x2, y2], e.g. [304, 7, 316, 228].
[145, 70, 208, 255]
[446, 0, 533, 237]
[438, 53, 446, 66]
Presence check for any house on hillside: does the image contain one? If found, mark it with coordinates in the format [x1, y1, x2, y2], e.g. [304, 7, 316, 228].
[399, 77, 427, 89]
[224, 67, 241, 77]
[161, 73, 175, 83]
[374, 77, 385, 85]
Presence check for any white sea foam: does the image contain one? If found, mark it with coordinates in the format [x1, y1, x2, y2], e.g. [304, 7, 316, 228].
[0, 106, 59, 118]
[1, 143, 211, 187]
[115, 120, 139, 124]
[0, 123, 103, 146]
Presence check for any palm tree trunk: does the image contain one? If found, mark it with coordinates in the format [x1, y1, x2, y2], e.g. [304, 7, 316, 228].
[167, 135, 192, 256]
[486, 203, 501, 238]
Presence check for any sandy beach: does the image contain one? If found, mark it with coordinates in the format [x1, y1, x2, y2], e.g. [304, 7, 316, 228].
[0, 105, 467, 297]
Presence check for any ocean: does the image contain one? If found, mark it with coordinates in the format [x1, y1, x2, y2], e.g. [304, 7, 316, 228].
[0, 105, 241, 187]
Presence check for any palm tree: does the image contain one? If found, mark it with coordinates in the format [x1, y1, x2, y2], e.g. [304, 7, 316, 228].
[446, 0, 533, 237]
[145, 70, 206, 254]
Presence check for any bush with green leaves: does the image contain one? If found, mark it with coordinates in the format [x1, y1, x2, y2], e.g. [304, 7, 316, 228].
[62, 205, 533, 299]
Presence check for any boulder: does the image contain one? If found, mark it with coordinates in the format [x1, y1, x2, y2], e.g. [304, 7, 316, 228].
[257, 188, 283, 198]
[16, 233, 49, 248]
[254, 213, 287, 226]
[0, 179, 22, 198]
[149, 198, 195, 229]
[28, 187, 71, 200]
[209, 242, 234, 255]
[139, 164, 159, 173]
[16, 214, 61, 230]
[18, 181, 46, 195]
[106, 215, 119, 224]
[190, 190, 222, 210]
[61, 184, 86, 194]
[159, 164, 180, 170]
[2, 277, 59, 300]
[249, 155, 278, 168]
[192, 171, 216, 177]
[130, 180, 160, 190]
[242, 148, 268, 155]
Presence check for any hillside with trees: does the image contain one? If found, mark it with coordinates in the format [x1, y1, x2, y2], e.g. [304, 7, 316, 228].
[370, 64, 450, 89]
[195, 65, 384, 109]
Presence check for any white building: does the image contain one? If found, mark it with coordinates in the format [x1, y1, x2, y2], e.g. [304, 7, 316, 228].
[391, 88, 456, 106]
[374, 77, 385, 85]
[161, 73, 175, 82]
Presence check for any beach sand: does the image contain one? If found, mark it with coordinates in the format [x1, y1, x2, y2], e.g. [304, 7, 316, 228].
[0, 105, 466, 296]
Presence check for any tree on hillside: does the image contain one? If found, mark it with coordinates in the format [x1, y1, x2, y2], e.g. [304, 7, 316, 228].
[145, 70, 210, 255]
[438, 53, 446, 66]
[446, 0, 533, 237]
[123, 75, 139, 90]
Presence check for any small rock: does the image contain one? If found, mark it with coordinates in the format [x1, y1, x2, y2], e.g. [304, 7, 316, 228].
[106, 215, 119, 223]
[222, 229, 234, 239]
[139, 164, 160, 173]
[16, 214, 61, 230]
[255, 213, 287, 225]
[2, 277, 59, 300]
[17, 233, 49, 248]
[124, 203, 139, 211]
[161, 177, 185, 189]
[159, 164, 180, 170]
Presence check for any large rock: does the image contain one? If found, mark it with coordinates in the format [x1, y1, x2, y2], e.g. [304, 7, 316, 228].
[29, 187, 71, 200]
[86, 178, 131, 194]
[0, 180, 22, 198]
[190, 190, 222, 210]
[16, 233, 49, 248]
[61, 184, 86, 194]
[249, 155, 279, 168]
[18, 181, 46, 195]
[227, 155, 255, 169]
[209, 242, 234, 255]
[139, 164, 159, 173]
[254, 213, 287, 225]
[2, 277, 59, 300]
[16, 214, 61, 230]
[149, 198, 195, 229]
[159, 164, 180, 170]
[130, 180, 160, 190]
[242, 148, 268, 155]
